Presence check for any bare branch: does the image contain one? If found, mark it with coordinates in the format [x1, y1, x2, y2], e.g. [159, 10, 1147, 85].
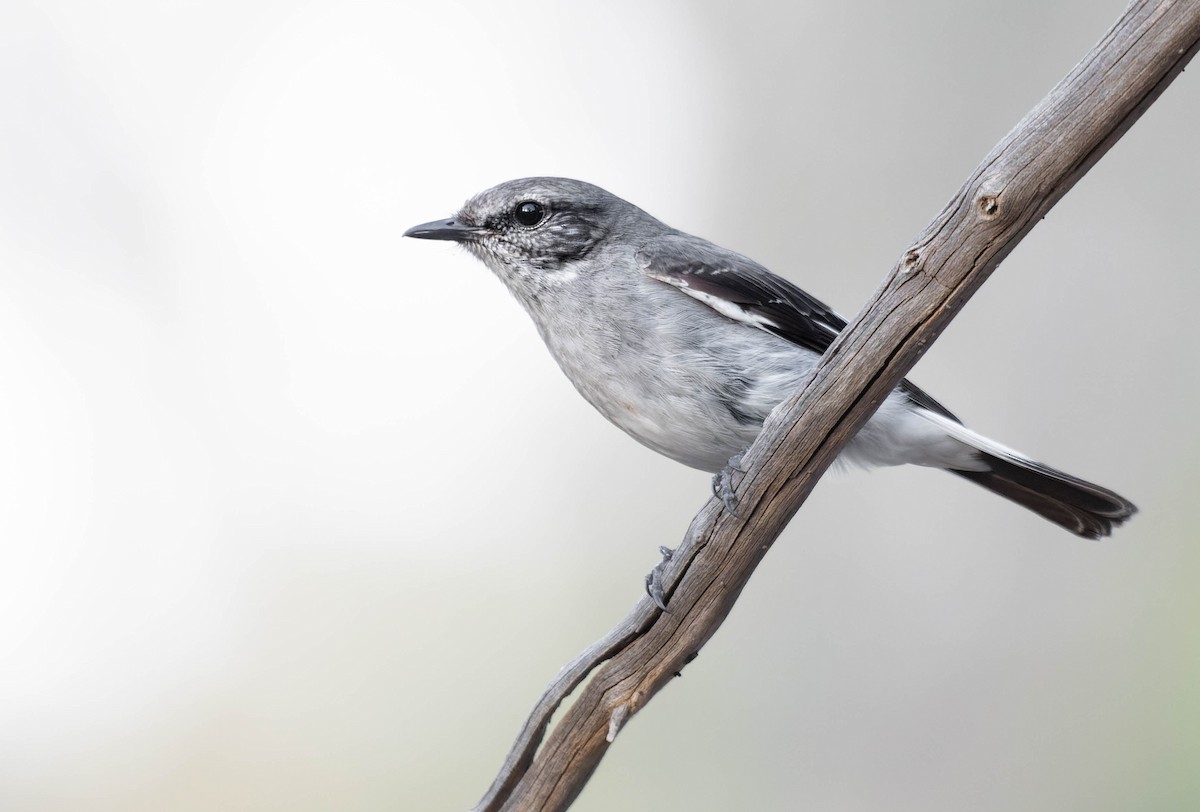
[474, 2, 1200, 810]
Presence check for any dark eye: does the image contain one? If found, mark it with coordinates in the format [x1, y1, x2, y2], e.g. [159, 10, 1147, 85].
[513, 201, 545, 227]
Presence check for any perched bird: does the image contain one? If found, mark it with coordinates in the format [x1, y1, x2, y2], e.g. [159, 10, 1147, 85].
[405, 177, 1135, 539]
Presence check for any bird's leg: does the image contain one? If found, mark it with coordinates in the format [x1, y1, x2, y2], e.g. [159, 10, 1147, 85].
[644, 545, 675, 611]
[711, 450, 746, 517]
[647, 450, 748, 609]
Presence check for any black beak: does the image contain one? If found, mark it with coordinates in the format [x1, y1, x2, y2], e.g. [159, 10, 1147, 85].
[403, 217, 486, 242]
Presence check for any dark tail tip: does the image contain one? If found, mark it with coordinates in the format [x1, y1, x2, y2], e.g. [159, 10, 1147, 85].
[952, 455, 1137, 539]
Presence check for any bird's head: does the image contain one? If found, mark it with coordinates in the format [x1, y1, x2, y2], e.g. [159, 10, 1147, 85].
[405, 177, 643, 296]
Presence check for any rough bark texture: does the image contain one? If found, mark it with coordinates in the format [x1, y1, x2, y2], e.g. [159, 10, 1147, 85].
[473, 2, 1200, 810]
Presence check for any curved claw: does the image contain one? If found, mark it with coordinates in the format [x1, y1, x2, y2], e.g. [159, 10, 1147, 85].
[711, 451, 746, 518]
[644, 545, 675, 611]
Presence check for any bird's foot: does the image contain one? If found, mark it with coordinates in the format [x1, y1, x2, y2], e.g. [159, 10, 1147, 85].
[644, 545, 675, 611]
[711, 451, 746, 517]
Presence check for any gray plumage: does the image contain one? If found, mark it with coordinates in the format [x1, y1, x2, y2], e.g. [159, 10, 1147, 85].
[405, 177, 1136, 538]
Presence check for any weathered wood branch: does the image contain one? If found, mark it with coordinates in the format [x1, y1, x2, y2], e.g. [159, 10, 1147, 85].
[473, 2, 1200, 810]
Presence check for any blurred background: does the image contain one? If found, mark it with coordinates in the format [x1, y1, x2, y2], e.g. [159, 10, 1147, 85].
[1, 1, 1197, 809]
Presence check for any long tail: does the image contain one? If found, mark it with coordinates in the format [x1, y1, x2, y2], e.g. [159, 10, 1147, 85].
[951, 455, 1136, 539]
[915, 408, 1137, 539]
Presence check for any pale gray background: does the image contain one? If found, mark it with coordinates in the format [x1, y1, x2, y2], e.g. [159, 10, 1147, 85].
[1, 1, 1197, 810]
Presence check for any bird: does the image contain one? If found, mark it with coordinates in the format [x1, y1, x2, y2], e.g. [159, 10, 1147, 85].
[405, 177, 1136, 540]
